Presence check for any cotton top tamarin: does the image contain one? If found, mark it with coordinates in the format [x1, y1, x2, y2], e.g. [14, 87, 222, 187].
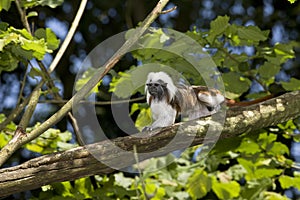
[144, 72, 225, 130]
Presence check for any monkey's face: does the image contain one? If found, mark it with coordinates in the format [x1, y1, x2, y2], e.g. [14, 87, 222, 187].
[146, 80, 168, 100]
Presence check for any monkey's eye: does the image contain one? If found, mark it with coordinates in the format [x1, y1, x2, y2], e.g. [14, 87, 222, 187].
[146, 83, 160, 87]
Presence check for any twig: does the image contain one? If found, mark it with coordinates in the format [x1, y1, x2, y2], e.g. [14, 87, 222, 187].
[125, 0, 134, 28]
[48, 0, 87, 73]
[38, 96, 146, 105]
[133, 145, 151, 200]
[0, 82, 43, 131]
[67, 113, 84, 146]
[160, 6, 177, 14]
[8, 89, 40, 146]
[37, 61, 85, 145]
[18, 88, 40, 129]
[28, 0, 87, 146]
[0, 0, 170, 167]
[16, 65, 28, 106]
[37, 61, 61, 98]
[15, 0, 31, 33]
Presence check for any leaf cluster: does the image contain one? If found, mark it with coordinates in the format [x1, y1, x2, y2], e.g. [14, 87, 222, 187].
[0, 114, 76, 154]
[0, 0, 64, 12]
[0, 23, 60, 73]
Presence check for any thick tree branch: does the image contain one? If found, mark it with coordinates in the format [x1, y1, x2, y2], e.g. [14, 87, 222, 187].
[0, 91, 299, 197]
[0, 0, 170, 167]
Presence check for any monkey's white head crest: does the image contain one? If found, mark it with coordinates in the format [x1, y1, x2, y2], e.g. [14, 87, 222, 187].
[146, 71, 177, 100]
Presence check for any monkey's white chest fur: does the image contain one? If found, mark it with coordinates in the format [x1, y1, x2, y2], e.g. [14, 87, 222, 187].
[150, 99, 177, 128]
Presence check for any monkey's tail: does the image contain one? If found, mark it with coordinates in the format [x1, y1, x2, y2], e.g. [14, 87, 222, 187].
[226, 93, 284, 107]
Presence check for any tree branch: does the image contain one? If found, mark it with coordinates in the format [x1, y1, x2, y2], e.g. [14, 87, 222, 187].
[15, 0, 31, 33]
[38, 96, 146, 105]
[0, 91, 299, 197]
[48, 0, 87, 73]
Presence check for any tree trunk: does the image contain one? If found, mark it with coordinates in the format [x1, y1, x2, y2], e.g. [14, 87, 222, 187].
[0, 91, 299, 197]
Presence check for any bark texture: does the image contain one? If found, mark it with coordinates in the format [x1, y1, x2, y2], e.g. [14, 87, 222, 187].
[0, 91, 299, 197]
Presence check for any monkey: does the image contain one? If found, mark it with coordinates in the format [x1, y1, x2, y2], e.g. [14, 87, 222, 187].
[144, 71, 225, 131]
[143, 71, 282, 131]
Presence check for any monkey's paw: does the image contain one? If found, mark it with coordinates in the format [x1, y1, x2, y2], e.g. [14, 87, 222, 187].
[142, 126, 153, 132]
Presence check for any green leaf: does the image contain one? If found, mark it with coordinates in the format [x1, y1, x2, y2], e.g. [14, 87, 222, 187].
[25, 143, 44, 153]
[25, 125, 76, 154]
[258, 132, 277, 150]
[287, 0, 297, 3]
[258, 62, 281, 80]
[134, 107, 152, 131]
[28, 67, 43, 78]
[11, 44, 34, 61]
[0, 131, 12, 148]
[35, 28, 60, 50]
[22, 0, 64, 9]
[57, 142, 77, 151]
[274, 42, 296, 62]
[74, 177, 93, 198]
[211, 136, 243, 155]
[0, 22, 8, 31]
[254, 168, 282, 179]
[75, 67, 102, 93]
[21, 38, 48, 60]
[212, 177, 240, 200]
[223, 53, 248, 71]
[279, 175, 300, 190]
[27, 11, 38, 18]
[210, 16, 230, 35]
[222, 72, 251, 99]
[40, 0, 64, 8]
[109, 71, 134, 98]
[237, 26, 269, 42]
[11, 27, 33, 40]
[268, 142, 289, 156]
[236, 138, 261, 154]
[237, 158, 255, 180]
[281, 78, 300, 91]
[143, 180, 166, 200]
[227, 164, 247, 181]
[173, 191, 189, 199]
[59, 131, 72, 142]
[246, 92, 270, 100]
[187, 169, 211, 199]
[241, 178, 272, 200]
[207, 15, 230, 43]
[0, 0, 11, 11]
[264, 192, 289, 200]
[0, 51, 19, 73]
[114, 173, 133, 188]
[51, 181, 74, 197]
